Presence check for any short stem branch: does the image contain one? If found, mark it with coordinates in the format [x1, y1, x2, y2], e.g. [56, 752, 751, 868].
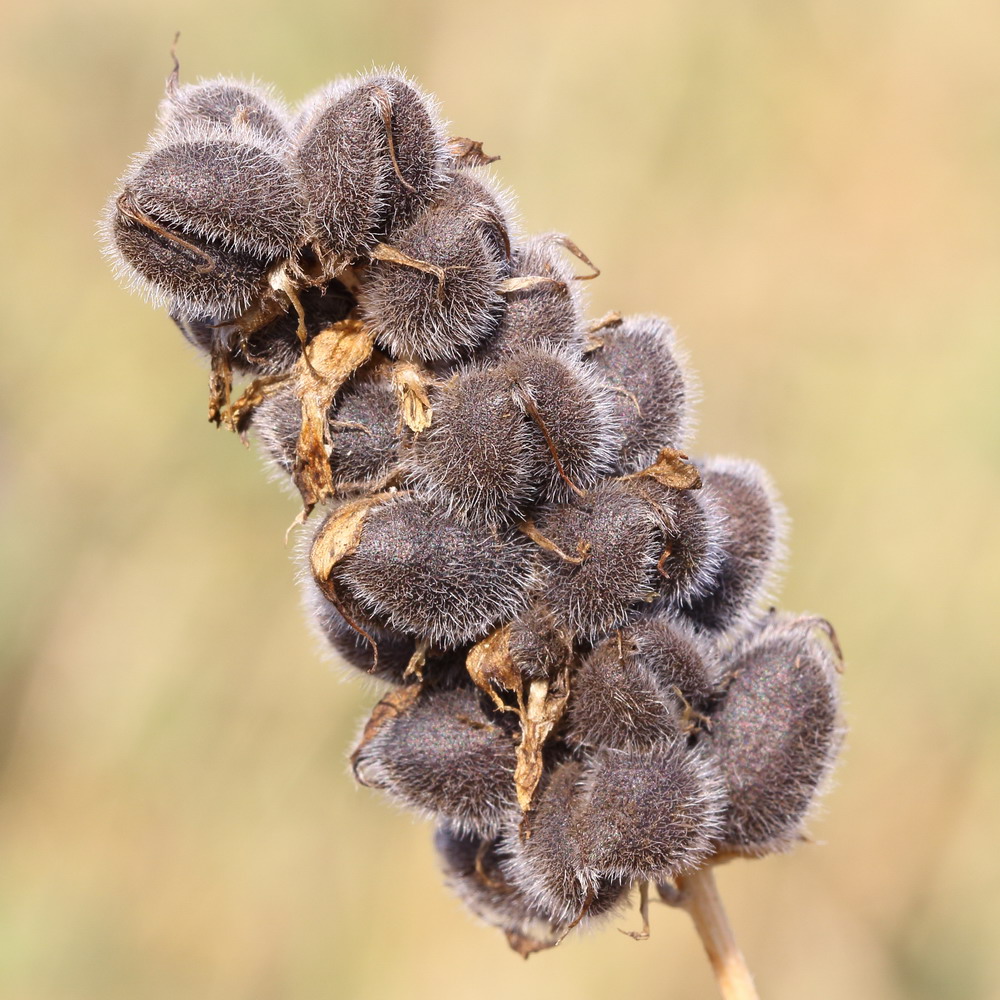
[675, 866, 759, 1000]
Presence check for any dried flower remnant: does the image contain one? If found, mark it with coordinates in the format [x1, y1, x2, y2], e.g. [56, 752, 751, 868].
[103, 57, 844, 999]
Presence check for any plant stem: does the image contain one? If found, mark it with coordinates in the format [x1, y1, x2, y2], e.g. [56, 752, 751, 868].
[675, 866, 759, 1000]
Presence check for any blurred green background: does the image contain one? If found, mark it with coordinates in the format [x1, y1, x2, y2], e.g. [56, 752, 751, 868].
[1, 0, 998, 997]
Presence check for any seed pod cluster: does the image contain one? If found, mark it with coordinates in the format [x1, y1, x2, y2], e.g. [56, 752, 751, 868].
[104, 66, 844, 956]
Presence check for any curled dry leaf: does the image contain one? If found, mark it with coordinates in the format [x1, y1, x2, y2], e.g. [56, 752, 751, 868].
[514, 673, 571, 815]
[448, 136, 500, 166]
[293, 319, 376, 514]
[309, 492, 392, 591]
[625, 447, 702, 491]
[466, 625, 522, 714]
[391, 361, 434, 433]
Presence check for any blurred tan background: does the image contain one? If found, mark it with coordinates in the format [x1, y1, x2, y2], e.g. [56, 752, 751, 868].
[1, 0, 998, 997]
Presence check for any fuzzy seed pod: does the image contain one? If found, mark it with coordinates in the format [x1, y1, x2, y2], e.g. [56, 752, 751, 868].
[564, 635, 680, 751]
[709, 614, 842, 855]
[502, 349, 618, 503]
[335, 496, 533, 645]
[589, 315, 691, 473]
[406, 366, 532, 524]
[158, 76, 291, 144]
[580, 742, 725, 882]
[295, 73, 448, 260]
[353, 685, 519, 835]
[254, 374, 400, 487]
[507, 602, 574, 682]
[531, 480, 659, 639]
[436, 827, 626, 955]
[105, 123, 304, 318]
[484, 233, 586, 358]
[501, 761, 599, 920]
[679, 457, 786, 636]
[359, 171, 512, 360]
[630, 616, 720, 708]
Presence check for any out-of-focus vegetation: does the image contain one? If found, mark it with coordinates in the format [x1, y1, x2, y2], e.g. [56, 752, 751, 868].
[1, 1, 998, 997]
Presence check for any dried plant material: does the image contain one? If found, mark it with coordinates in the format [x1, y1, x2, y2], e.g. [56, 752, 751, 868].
[391, 361, 434, 433]
[514, 673, 570, 814]
[626, 447, 702, 491]
[370, 241, 446, 288]
[350, 682, 423, 784]
[554, 234, 600, 281]
[587, 311, 624, 334]
[518, 518, 590, 564]
[293, 319, 376, 513]
[448, 136, 500, 165]
[465, 625, 522, 714]
[208, 343, 233, 427]
[497, 275, 562, 295]
[228, 371, 293, 436]
[403, 639, 430, 682]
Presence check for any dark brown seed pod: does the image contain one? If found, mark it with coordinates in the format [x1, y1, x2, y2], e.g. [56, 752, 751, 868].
[104, 123, 304, 318]
[708, 614, 842, 856]
[158, 76, 291, 144]
[406, 365, 533, 524]
[436, 826, 627, 956]
[679, 457, 787, 636]
[254, 374, 401, 487]
[295, 72, 448, 261]
[530, 480, 660, 639]
[352, 685, 519, 836]
[501, 349, 618, 503]
[483, 233, 587, 358]
[629, 616, 720, 709]
[500, 761, 601, 921]
[579, 741, 726, 882]
[507, 602, 574, 682]
[564, 634, 681, 751]
[588, 315, 692, 474]
[335, 495, 534, 645]
[359, 170, 513, 361]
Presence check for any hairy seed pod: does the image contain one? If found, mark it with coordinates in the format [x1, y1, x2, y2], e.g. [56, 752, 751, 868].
[709, 614, 842, 855]
[435, 827, 566, 952]
[589, 315, 692, 473]
[501, 349, 618, 503]
[580, 742, 726, 881]
[158, 76, 291, 143]
[507, 602, 574, 682]
[295, 72, 448, 259]
[305, 578, 420, 684]
[564, 635, 680, 751]
[406, 366, 533, 524]
[436, 827, 626, 954]
[679, 457, 786, 636]
[104, 123, 304, 317]
[359, 171, 512, 360]
[483, 233, 586, 358]
[336, 495, 533, 645]
[353, 685, 519, 835]
[629, 616, 720, 708]
[500, 761, 600, 920]
[254, 374, 400, 487]
[531, 480, 659, 638]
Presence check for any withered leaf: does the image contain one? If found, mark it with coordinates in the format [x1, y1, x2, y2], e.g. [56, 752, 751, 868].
[514, 673, 570, 814]
[465, 625, 521, 714]
[497, 275, 563, 295]
[505, 929, 560, 959]
[228, 372, 293, 437]
[627, 447, 702, 491]
[391, 362, 434, 433]
[293, 319, 376, 514]
[208, 344, 233, 428]
[350, 682, 423, 784]
[447, 136, 500, 166]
